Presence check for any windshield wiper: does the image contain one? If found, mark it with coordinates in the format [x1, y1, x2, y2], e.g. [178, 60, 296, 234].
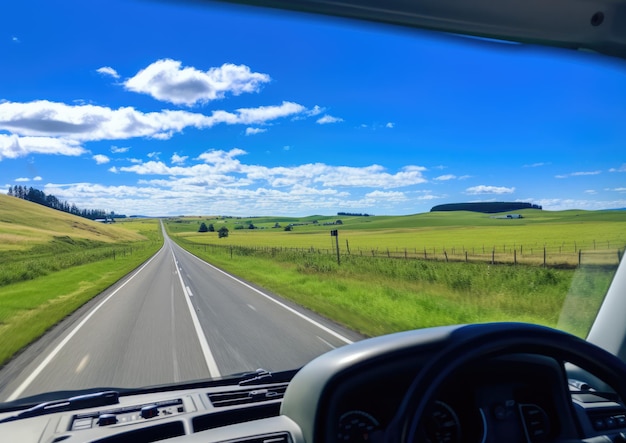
[0, 390, 119, 423]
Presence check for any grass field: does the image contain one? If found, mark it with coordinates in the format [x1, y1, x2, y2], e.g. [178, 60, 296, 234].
[166, 210, 624, 339]
[0, 195, 163, 366]
[168, 210, 626, 267]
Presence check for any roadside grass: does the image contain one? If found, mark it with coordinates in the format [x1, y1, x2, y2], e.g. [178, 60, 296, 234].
[170, 233, 614, 339]
[0, 218, 162, 367]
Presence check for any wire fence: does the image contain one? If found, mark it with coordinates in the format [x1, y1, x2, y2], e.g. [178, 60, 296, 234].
[192, 242, 624, 269]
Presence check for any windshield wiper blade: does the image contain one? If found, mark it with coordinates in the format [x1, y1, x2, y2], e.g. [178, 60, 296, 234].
[0, 390, 119, 423]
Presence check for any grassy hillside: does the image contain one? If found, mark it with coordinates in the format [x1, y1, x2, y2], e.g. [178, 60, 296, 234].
[0, 196, 162, 366]
[0, 194, 143, 251]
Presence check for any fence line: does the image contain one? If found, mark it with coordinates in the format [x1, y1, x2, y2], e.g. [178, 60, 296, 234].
[192, 242, 624, 269]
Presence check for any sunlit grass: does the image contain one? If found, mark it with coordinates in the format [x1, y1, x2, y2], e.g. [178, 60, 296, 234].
[0, 218, 163, 366]
[170, 235, 611, 339]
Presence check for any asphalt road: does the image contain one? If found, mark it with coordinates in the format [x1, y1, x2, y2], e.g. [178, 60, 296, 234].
[0, 225, 361, 402]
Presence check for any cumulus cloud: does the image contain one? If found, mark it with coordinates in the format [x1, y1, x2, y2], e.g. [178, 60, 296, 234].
[93, 154, 110, 164]
[0, 133, 85, 160]
[34, 176, 42, 181]
[245, 127, 267, 136]
[116, 149, 427, 192]
[111, 145, 130, 154]
[385, 122, 394, 128]
[465, 185, 515, 195]
[0, 100, 308, 143]
[15, 177, 30, 182]
[97, 66, 120, 79]
[171, 153, 188, 165]
[317, 115, 343, 124]
[609, 164, 626, 173]
[123, 59, 270, 106]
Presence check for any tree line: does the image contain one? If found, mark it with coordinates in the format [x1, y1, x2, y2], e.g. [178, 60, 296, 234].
[6, 185, 122, 221]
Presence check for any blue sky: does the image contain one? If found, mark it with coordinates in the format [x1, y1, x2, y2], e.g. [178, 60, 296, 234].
[1, 0, 625, 216]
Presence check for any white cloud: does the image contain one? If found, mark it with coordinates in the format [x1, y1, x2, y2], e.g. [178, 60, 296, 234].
[523, 162, 549, 168]
[307, 106, 324, 116]
[609, 164, 626, 173]
[245, 127, 267, 136]
[15, 177, 30, 182]
[317, 115, 343, 124]
[0, 100, 308, 143]
[0, 133, 85, 160]
[97, 66, 120, 79]
[33, 176, 42, 181]
[605, 187, 626, 193]
[171, 153, 188, 165]
[111, 145, 130, 154]
[534, 198, 626, 211]
[123, 59, 270, 106]
[93, 154, 110, 164]
[385, 122, 394, 128]
[584, 189, 597, 195]
[465, 185, 515, 195]
[555, 170, 601, 179]
[434, 174, 456, 181]
[365, 190, 406, 202]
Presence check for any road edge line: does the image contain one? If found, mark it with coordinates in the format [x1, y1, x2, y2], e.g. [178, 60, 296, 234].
[175, 244, 353, 345]
[6, 245, 166, 402]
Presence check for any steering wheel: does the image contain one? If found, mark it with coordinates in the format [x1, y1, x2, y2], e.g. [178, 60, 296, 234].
[386, 323, 626, 442]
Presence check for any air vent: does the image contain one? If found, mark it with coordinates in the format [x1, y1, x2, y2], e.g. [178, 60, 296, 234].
[208, 384, 288, 408]
[520, 404, 550, 442]
[217, 432, 291, 443]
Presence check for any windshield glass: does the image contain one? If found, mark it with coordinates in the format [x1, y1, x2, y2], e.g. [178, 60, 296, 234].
[0, 0, 625, 404]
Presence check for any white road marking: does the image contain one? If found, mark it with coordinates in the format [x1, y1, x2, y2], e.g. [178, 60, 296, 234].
[317, 336, 336, 349]
[170, 247, 221, 378]
[170, 286, 180, 382]
[6, 245, 166, 402]
[174, 244, 353, 345]
[186, 286, 193, 297]
[75, 355, 89, 374]
[247, 304, 257, 311]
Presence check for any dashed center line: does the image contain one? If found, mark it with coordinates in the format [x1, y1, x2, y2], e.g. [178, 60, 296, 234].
[317, 336, 336, 349]
[247, 304, 257, 311]
[75, 354, 89, 374]
[186, 286, 193, 297]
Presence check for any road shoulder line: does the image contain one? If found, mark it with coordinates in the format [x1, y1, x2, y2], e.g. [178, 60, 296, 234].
[175, 244, 353, 345]
[6, 245, 166, 402]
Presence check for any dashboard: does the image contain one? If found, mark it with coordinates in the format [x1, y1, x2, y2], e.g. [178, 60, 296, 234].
[2, 323, 626, 443]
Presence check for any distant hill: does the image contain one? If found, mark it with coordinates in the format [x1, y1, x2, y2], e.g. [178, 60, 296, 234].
[431, 202, 542, 213]
[0, 194, 143, 250]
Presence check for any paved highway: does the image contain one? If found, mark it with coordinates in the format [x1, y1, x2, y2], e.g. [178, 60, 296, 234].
[0, 225, 361, 402]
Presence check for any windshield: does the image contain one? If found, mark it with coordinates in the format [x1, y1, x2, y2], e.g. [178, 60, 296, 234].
[0, 0, 625, 405]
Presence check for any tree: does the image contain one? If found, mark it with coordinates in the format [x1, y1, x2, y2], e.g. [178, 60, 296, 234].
[208, 223, 215, 232]
[198, 222, 209, 232]
[284, 225, 293, 232]
[218, 226, 229, 238]
[248, 223, 256, 229]
[335, 219, 343, 225]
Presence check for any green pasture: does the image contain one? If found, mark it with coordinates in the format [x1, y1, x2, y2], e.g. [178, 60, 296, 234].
[168, 210, 626, 264]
